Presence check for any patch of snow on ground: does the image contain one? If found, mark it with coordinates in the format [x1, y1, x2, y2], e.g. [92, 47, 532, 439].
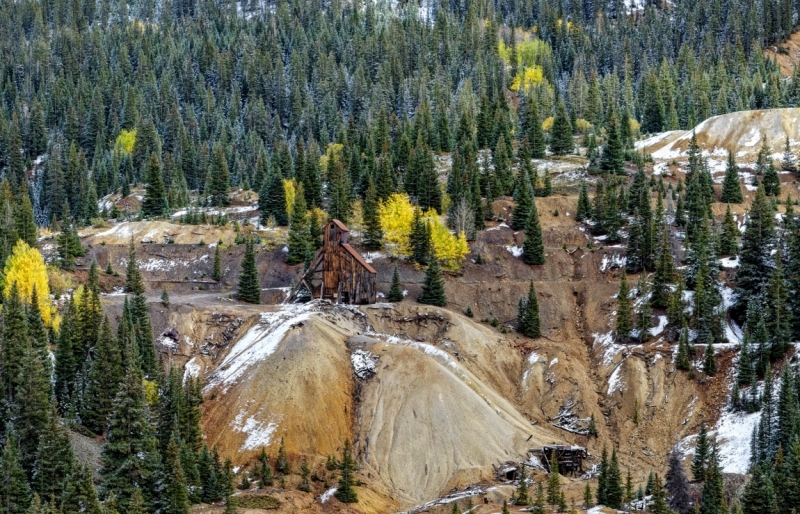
[183, 356, 201, 382]
[95, 223, 136, 239]
[506, 245, 523, 258]
[607, 361, 624, 395]
[725, 321, 743, 345]
[600, 253, 626, 272]
[364, 252, 387, 263]
[713, 409, 760, 474]
[652, 315, 669, 337]
[720, 256, 739, 268]
[319, 488, 338, 503]
[487, 222, 510, 231]
[351, 349, 378, 379]
[593, 331, 625, 366]
[720, 286, 736, 310]
[141, 258, 173, 272]
[522, 352, 541, 389]
[231, 414, 279, 451]
[205, 304, 315, 392]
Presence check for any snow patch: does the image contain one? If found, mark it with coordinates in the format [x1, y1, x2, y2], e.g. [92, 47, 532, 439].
[351, 349, 378, 379]
[600, 253, 626, 272]
[607, 361, 624, 395]
[505, 245, 523, 258]
[319, 488, 338, 503]
[231, 412, 280, 451]
[713, 410, 760, 474]
[205, 304, 315, 392]
[183, 356, 201, 382]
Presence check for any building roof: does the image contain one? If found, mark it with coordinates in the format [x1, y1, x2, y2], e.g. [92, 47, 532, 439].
[330, 219, 350, 232]
[341, 243, 377, 274]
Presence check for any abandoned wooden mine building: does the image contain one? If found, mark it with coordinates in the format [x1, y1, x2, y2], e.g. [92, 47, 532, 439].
[289, 219, 378, 304]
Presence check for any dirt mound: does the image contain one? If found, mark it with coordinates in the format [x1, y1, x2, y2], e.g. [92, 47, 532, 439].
[641, 108, 800, 162]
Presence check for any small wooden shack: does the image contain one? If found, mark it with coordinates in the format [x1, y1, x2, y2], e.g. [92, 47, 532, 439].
[289, 219, 378, 304]
[533, 445, 588, 476]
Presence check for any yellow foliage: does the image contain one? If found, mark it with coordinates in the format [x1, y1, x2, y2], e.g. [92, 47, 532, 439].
[114, 129, 136, 155]
[509, 66, 545, 92]
[283, 179, 296, 217]
[378, 194, 415, 257]
[47, 266, 75, 299]
[143, 379, 159, 404]
[3, 240, 55, 326]
[319, 143, 344, 173]
[542, 116, 554, 132]
[422, 211, 469, 272]
[575, 118, 593, 132]
[628, 118, 641, 134]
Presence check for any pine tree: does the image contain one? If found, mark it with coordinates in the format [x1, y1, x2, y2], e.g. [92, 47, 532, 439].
[15, 341, 51, 472]
[388, 266, 403, 302]
[523, 96, 546, 159]
[161, 437, 190, 514]
[209, 145, 231, 207]
[763, 162, 781, 197]
[257, 448, 273, 487]
[517, 280, 541, 338]
[546, 451, 561, 506]
[532, 481, 546, 513]
[238, 239, 260, 304]
[275, 438, 289, 476]
[258, 170, 287, 227]
[549, 99, 573, 156]
[409, 208, 432, 266]
[596, 446, 608, 506]
[616, 271, 633, 342]
[0, 428, 32, 513]
[512, 167, 534, 230]
[665, 448, 691, 513]
[600, 112, 625, 175]
[699, 447, 725, 514]
[335, 440, 358, 503]
[721, 150, 743, 203]
[605, 448, 623, 509]
[692, 420, 710, 481]
[516, 463, 530, 505]
[142, 153, 169, 217]
[741, 464, 776, 514]
[719, 204, 739, 256]
[62, 463, 103, 514]
[57, 221, 86, 270]
[100, 368, 160, 509]
[522, 197, 545, 265]
[32, 406, 75, 504]
[583, 482, 593, 508]
[676, 329, 691, 371]
[213, 246, 222, 281]
[736, 184, 775, 314]
[286, 183, 311, 265]
[418, 256, 447, 307]
[82, 317, 123, 435]
[576, 181, 591, 222]
[362, 178, 383, 251]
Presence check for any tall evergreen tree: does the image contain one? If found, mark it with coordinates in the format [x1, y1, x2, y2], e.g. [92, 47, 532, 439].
[522, 198, 544, 265]
[692, 420, 710, 481]
[665, 448, 691, 513]
[62, 463, 103, 514]
[0, 428, 32, 514]
[418, 256, 446, 307]
[362, 178, 383, 251]
[616, 271, 633, 342]
[720, 150, 743, 204]
[238, 239, 260, 304]
[736, 184, 776, 315]
[388, 266, 403, 302]
[142, 153, 169, 217]
[517, 280, 541, 338]
[549, 99, 573, 156]
[334, 440, 358, 503]
[286, 183, 311, 265]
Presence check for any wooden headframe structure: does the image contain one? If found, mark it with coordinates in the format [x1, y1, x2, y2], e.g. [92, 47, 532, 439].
[289, 219, 378, 304]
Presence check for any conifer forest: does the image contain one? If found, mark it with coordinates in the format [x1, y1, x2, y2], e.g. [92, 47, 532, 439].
[2, 0, 800, 512]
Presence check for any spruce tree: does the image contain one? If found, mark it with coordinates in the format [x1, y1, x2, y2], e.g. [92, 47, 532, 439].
[238, 239, 260, 304]
[142, 153, 169, 217]
[388, 265, 403, 302]
[763, 162, 781, 197]
[409, 208, 432, 265]
[161, 437, 190, 514]
[62, 463, 103, 514]
[512, 167, 534, 230]
[100, 368, 160, 509]
[523, 96, 546, 159]
[209, 145, 231, 207]
[517, 280, 541, 338]
[0, 428, 32, 513]
[702, 338, 716, 376]
[576, 181, 591, 222]
[82, 317, 123, 435]
[516, 464, 530, 505]
[604, 448, 623, 509]
[418, 256, 447, 307]
[583, 482, 593, 508]
[781, 137, 796, 172]
[692, 420, 710, 481]
[32, 406, 75, 504]
[213, 245, 222, 281]
[665, 448, 691, 513]
[736, 184, 775, 314]
[719, 204, 739, 256]
[546, 451, 561, 506]
[616, 271, 633, 342]
[549, 99, 573, 156]
[334, 440, 358, 503]
[741, 464, 776, 514]
[522, 197, 545, 265]
[596, 446, 608, 506]
[676, 329, 691, 371]
[720, 150, 743, 204]
[286, 183, 311, 265]
[600, 112, 625, 175]
[699, 447, 725, 514]
[362, 178, 383, 251]
[258, 170, 287, 226]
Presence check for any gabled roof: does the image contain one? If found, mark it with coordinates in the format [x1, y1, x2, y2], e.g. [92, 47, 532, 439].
[330, 219, 350, 232]
[341, 243, 377, 274]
